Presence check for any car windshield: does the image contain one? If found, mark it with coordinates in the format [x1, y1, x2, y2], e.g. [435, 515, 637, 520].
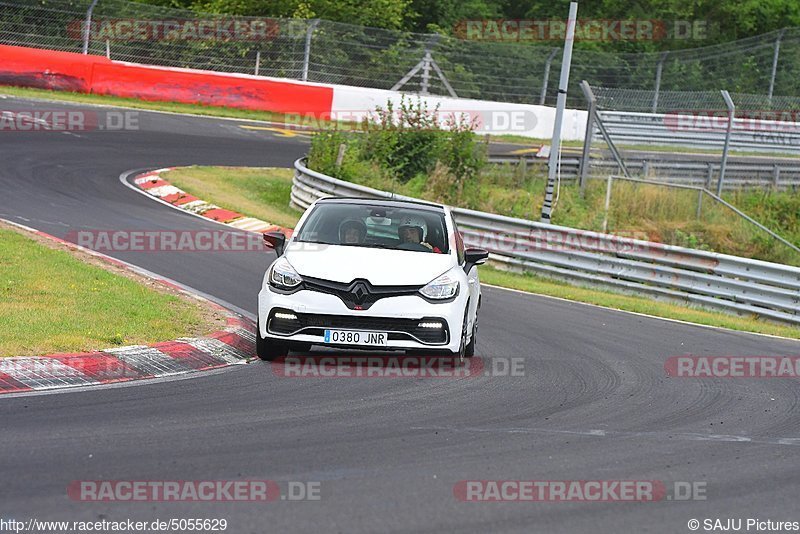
[294, 203, 450, 254]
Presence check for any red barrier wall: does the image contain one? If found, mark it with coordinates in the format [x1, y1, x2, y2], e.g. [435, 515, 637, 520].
[90, 62, 332, 115]
[0, 44, 333, 115]
[0, 45, 109, 92]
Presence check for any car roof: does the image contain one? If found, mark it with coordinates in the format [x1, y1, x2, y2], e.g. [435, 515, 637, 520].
[315, 196, 446, 213]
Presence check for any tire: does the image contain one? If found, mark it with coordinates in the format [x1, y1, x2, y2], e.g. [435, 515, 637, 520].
[256, 316, 288, 361]
[464, 297, 480, 358]
[450, 305, 469, 364]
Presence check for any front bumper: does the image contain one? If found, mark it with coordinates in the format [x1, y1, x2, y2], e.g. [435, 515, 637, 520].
[258, 284, 466, 353]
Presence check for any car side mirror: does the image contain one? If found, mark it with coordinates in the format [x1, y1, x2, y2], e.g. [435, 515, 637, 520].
[464, 248, 489, 273]
[263, 231, 286, 257]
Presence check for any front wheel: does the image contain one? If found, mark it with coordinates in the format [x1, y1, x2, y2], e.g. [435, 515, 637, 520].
[256, 317, 288, 361]
[464, 297, 480, 358]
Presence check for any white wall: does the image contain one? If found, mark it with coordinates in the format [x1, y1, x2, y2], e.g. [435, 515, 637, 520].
[330, 84, 588, 141]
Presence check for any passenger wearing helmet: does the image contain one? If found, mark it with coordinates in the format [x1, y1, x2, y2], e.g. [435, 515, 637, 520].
[397, 215, 442, 253]
[339, 218, 367, 244]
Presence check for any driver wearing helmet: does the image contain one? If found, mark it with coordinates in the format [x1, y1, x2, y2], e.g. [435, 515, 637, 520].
[397, 215, 442, 253]
[339, 218, 367, 244]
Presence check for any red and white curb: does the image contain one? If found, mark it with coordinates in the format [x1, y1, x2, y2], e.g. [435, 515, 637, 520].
[133, 168, 293, 236]
[0, 220, 256, 395]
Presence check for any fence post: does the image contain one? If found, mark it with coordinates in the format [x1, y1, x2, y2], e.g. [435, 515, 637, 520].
[768, 29, 786, 105]
[541, 2, 578, 224]
[652, 51, 668, 113]
[105, 39, 110, 59]
[82, 0, 100, 54]
[254, 50, 261, 76]
[578, 80, 596, 195]
[772, 165, 781, 190]
[718, 90, 735, 196]
[539, 48, 560, 105]
[302, 19, 320, 81]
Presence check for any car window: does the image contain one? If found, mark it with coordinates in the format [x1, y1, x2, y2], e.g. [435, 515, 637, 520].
[295, 203, 449, 254]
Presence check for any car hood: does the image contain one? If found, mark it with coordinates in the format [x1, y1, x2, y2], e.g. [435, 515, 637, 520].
[284, 243, 455, 286]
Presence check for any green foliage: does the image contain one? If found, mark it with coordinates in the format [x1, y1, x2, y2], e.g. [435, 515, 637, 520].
[308, 97, 487, 193]
[361, 98, 443, 183]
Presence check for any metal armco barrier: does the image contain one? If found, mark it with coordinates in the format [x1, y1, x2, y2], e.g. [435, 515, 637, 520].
[487, 155, 800, 189]
[292, 158, 800, 325]
[598, 110, 800, 154]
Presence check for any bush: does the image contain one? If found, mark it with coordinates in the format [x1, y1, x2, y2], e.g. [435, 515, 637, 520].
[308, 96, 487, 194]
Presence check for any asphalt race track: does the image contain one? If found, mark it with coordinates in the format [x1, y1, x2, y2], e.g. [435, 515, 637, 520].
[1, 96, 799, 533]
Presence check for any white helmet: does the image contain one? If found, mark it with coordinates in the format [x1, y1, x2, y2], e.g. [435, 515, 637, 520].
[397, 214, 427, 240]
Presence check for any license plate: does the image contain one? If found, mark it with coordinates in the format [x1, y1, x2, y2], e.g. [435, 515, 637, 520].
[324, 329, 388, 346]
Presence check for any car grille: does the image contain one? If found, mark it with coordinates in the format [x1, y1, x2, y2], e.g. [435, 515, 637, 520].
[302, 276, 423, 310]
[268, 309, 449, 345]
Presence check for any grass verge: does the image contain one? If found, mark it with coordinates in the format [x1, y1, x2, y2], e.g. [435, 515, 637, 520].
[0, 222, 224, 357]
[159, 165, 800, 340]
[163, 166, 302, 228]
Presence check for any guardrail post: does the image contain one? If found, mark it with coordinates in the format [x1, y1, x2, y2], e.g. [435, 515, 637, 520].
[718, 90, 735, 196]
[82, 0, 100, 54]
[602, 175, 613, 233]
[335, 143, 347, 169]
[518, 156, 527, 177]
[641, 160, 650, 178]
[540, 48, 560, 105]
[772, 166, 781, 190]
[768, 29, 786, 105]
[705, 163, 714, 189]
[302, 19, 320, 81]
[652, 51, 668, 113]
[578, 80, 596, 196]
[696, 190, 703, 219]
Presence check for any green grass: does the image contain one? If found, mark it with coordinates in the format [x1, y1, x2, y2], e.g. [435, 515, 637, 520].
[156, 165, 800, 339]
[0, 225, 212, 356]
[163, 166, 303, 228]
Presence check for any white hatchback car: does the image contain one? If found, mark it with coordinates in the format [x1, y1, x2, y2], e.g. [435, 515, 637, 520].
[257, 197, 488, 361]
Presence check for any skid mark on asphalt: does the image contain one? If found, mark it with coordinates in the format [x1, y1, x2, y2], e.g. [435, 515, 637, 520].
[411, 425, 800, 447]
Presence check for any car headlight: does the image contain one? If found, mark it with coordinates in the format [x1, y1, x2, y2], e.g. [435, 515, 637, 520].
[269, 257, 302, 289]
[420, 270, 459, 300]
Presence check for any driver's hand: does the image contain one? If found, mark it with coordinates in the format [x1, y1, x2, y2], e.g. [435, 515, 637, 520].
[420, 242, 433, 250]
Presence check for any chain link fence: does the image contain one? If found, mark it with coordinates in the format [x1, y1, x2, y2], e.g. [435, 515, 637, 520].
[3, 0, 800, 108]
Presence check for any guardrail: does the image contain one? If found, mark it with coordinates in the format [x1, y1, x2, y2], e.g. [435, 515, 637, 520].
[597, 110, 800, 154]
[487, 154, 800, 189]
[292, 158, 800, 325]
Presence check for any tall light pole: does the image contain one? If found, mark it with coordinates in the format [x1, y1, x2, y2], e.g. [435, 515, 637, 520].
[540, 2, 578, 224]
